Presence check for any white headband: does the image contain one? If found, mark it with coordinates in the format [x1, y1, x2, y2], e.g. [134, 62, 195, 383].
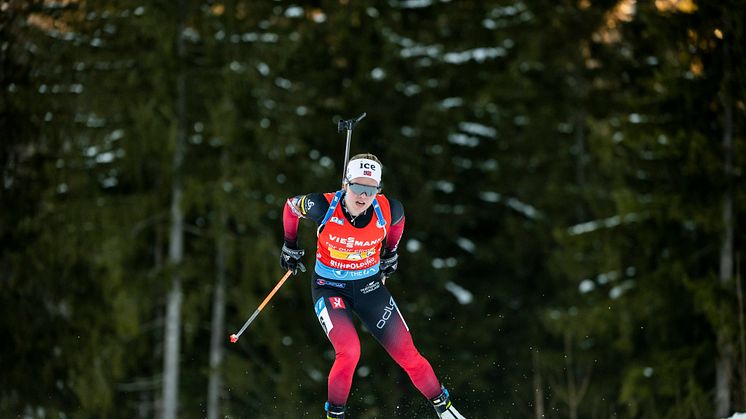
[345, 158, 382, 184]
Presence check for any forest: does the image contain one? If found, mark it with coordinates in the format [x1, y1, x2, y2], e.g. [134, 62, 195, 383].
[1, 0, 745, 418]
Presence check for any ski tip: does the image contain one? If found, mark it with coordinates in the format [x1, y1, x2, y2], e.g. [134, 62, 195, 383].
[229, 334, 238, 343]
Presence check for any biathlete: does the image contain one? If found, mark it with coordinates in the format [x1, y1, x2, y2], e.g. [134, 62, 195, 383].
[280, 153, 466, 419]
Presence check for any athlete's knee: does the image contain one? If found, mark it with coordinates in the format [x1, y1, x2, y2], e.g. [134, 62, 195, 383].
[335, 338, 361, 366]
[394, 347, 429, 371]
[403, 352, 426, 369]
[387, 336, 418, 363]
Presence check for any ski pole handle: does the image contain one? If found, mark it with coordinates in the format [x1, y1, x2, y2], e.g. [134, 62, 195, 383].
[337, 112, 366, 133]
[230, 270, 293, 343]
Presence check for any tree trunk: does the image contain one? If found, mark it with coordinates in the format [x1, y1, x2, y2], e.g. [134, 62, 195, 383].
[146, 225, 165, 418]
[574, 42, 590, 223]
[738, 256, 746, 407]
[715, 11, 735, 419]
[162, 185, 184, 419]
[564, 332, 578, 419]
[533, 348, 545, 419]
[207, 173, 228, 419]
[206, 235, 226, 419]
[161, 1, 188, 418]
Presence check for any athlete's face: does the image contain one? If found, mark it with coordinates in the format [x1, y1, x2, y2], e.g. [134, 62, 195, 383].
[344, 176, 379, 216]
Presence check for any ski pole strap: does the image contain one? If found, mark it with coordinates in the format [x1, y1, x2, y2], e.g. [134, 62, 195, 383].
[372, 198, 387, 237]
[372, 198, 386, 228]
[317, 189, 344, 236]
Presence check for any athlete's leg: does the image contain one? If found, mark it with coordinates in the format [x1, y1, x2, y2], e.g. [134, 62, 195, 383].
[312, 286, 360, 406]
[354, 278, 442, 399]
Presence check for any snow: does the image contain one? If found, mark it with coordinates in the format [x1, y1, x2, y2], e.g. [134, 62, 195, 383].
[433, 180, 455, 193]
[275, 77, 292, 89]
[400, 44, 439, 59]
[609, 280, 635, 299]
[284, 6, 304, 18]
[318, 156, 334, 168]
[452, 157, 473, 169]
[505, 197, 540, 219]
[579, 279, 595, 293]
[438, 97, 464, 109]
[306, 368, 324, 382]
[725, 414, 746, 419]
[84, 146, 98, 157]
[356, 365, 371, 377]
[95, 151, 115, 163]
[406, 239, 422, 252]
[181, 27, 200, 42]
[456, 237, 476, 253]
[76, 113, 106, 128]
[432, 257, 457, 269]
[256, 62, 270, 76]
[400, 126, 416, 137]
[479, 191, 542, 219]
[488, 3, 528, 18]
[389, 29, 511, 65]
[448, 133, 480, 147]
[459, 122, 497, 138]
[443, 47, 507, 64]
[579, 271, 629, 295]
[370, 67, 386, 80]
[394, 0, 436, 9]
[629, 113, 644, 123]
[478, 191, 498, 202]
[567, 213, 640, 236]
[444, 281, 474, 305]
[310, 10, 327, 23]
[100, 176, 118, 188]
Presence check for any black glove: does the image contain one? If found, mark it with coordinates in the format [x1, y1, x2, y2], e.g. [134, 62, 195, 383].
[280, 242, 306, 275]
[380, 250, 398, 276]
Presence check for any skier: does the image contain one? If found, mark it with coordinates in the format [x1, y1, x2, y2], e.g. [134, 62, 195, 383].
[280, 153, 466, 419]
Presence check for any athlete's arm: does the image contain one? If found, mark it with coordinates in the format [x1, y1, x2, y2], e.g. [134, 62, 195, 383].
[283, 193, 329, 244]
[384, 199, 405, 253]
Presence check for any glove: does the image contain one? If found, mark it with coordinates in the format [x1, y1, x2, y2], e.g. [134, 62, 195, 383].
[280, 242, 306, 275]
[380, 250, 398, 276]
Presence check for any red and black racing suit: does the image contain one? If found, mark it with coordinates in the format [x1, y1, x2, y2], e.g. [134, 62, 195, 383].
[283, 192, 442, 406]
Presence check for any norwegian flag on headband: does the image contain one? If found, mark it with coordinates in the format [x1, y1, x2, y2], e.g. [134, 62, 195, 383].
[363, 170, 372, 176]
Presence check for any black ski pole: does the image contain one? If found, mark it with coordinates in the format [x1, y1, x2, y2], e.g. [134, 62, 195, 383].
[338, 112, 367, 182]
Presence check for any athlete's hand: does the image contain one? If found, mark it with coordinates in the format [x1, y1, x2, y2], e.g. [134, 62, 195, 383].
[280, 242, 306, 275]
[380, 250, 398, 276]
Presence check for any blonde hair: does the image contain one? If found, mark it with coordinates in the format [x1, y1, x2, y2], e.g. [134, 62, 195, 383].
[349, 153, 381, 165]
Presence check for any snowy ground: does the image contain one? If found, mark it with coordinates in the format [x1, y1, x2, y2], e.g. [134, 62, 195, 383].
[726, 414, 746, 419]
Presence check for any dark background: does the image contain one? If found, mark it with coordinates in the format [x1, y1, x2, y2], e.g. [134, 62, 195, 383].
[2, 1, 745, 418]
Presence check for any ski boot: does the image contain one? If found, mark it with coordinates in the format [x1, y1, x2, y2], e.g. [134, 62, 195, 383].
[325, 401, 346, 419]
[430, 386, 466, 419]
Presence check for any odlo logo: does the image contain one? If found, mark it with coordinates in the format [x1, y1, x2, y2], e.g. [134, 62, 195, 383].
[376, 297, 396, 329]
